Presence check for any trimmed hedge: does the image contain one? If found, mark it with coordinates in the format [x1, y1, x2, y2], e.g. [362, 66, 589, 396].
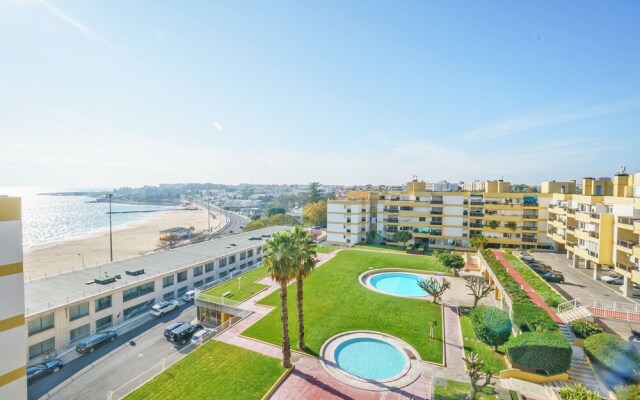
[470, 306, 512, 350]
[570, 319, 603, 339]
[559, 383, 601, 400]
[481, 250, 531, 304]
[512, 303, 558, 333]
[584, 333, 640, 379]
[503, 252, 566, 308]
[505, 332, 572, 375]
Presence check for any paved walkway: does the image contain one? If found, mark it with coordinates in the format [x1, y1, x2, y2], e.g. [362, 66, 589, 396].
[443, 305, 465, 371]
[492, 250, 563, 323]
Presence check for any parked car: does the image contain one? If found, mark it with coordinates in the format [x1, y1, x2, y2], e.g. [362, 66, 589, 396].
[601, 274, 624, 285]
[519, 252, 534, 262]
[541, 272, 565, 283]
[168, 323, 203, 345]
[27, 359, 63, 384]
[150, 300, 180, 317]
[528, 262, 553, 275]
[190, 328, 213, 344]
[164, 321, 189, 340]
[182, 290, 196, 301]
[75, 331, 117, 354]
[620, 284, 640, 297]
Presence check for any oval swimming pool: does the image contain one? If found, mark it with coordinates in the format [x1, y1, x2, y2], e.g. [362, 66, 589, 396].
[334, 337, 407, 380]
[368, 272, 433, 297]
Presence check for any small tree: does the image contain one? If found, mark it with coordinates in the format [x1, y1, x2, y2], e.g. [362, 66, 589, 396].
[470, 306, 512, 351]
[488, 220, 498, 229]
[417, 277, 451, 304]
[463, 352, 493, 400]
[465, 276, 492, 308]
[393, 230, 413, 246]
[366, 230, 383, 245]
[506, 221, 517, 231]
[438, 252, 465, 269]
[470, 235, 488, 250]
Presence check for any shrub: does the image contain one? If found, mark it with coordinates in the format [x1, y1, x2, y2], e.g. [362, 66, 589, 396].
[480, 250, 531, 304]
[470, 306, 512, 350]
[570, 319, 603, 339]
[559, 383, 601, 400]
[506, 332, 572, 375]
[512, 303, 558, 333]
[584, 333, 640, 379]
[438, 252, 465, 269]
[616, 384, 640, 400]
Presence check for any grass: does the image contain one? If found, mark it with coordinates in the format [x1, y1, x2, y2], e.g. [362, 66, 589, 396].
[503, 252, 566, 308]
[353, 243, 407, 253]
[202, 266, 269, 302]
[242, 250, 447, 363]
[124, 341, 285, 400]
[315, 244, 341, 253]
[458, 308, 507, 374]
[432, 380, 499, 399]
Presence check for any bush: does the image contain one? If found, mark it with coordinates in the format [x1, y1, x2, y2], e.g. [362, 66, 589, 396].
[506, 332, 572, 375]
[438, 252, 465, 269]
[570, 319, 603, 339]
[616, 384, 640, 400]
[584, 333, 640, 379]
[559, 383, 601, 400]
[480, 250, 531, 304]
[470, 306, 512, 350]
[512, 303, 558, 333]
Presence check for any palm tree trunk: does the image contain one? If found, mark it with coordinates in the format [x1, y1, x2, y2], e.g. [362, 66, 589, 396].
[280, 281, 292, 368]
[297, 276, 305, 351]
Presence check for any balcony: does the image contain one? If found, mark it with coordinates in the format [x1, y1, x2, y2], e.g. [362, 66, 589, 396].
[431, 200, 443, 205]
[463, 210, 468, 216]
[522, 214, 538, 220]
[430, 221, 442, 226]
[384, 219, 398, 223]
[588, 231, 600, 239]
[463, 200, 469, 205]
[522, 238, 537, 243]
[383, 208, 399, 213]
[523, 202, 539, 207]
[470, 212, 484, 217]
[618, 239, 637, 250]
[470, 223, 483, 228]
[589, 212, 600, 220]
[431, 211, 443, 215]
[522, 226, 537, 231]
[567, 209, 576, 215]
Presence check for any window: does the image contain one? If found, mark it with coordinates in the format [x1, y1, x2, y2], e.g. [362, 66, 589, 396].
[194, 280, 203, 289]
[163, 276, 174, 288]
[69, 302, 90, 321]
[96, 315, 113, 331]
[177, 271, 187, 283]
[240, 252, 246, 260]
[248, 260, 254, 266]
[70, 323, 90, 342]
[229, 267, 236, 274]
[219, 271, 228, 278]
[247, 249, 253, 257]
[228, 255, 236, 264]
[123, 299, 155, 320]
[193, 266, 203, 277]
[240, 264, 246, 269]
[95, 295, 112, 312]
[28, 314, 54, 336]
[163, 291, 175, 301]
[219, 258, 227, 268]
[122, 282, 155, 302]
[29, 337, 55, 359]
[257, 246, 262, 254]
[205, 262, 214, 273]
[205, 276, 215, 284]
[177, 286, 188, 297]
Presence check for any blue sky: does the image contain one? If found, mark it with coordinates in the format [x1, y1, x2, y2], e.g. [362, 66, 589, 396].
[1, 1, 639, 187]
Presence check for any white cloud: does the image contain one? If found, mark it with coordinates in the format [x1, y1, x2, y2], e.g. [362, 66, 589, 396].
[212, 122, 224, 131]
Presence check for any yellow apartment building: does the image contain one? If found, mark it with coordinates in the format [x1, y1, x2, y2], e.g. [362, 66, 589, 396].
[0, 197, 27, 399]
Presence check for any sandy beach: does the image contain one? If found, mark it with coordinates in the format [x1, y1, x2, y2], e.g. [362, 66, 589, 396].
[23, 208, 227, 280]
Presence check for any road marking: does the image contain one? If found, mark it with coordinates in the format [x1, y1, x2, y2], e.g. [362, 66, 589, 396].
[138, 353, 144, 357]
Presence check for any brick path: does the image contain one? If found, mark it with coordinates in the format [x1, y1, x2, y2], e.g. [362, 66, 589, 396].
[492, 250, 563, 323]
[443, 305, 465, 371]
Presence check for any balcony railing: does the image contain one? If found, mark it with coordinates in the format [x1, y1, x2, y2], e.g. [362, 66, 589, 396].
[588, 231, 600, 239]
[522, 215, 538, 219]
[523, 202, 539, 207]
[567, 226, 576, 231]
[431, 211, 443, 215]
[589, 212, 599, 219]
[618, 240, 636, 249]
[522, 238, 537, 243]
[618, 216, 635, 225]
[567, 209, 576, 215]
[470, 212, 484, 217]
[431, 200, 443, 204]
[430, 221, 442, 226]
[470, 223, 483, 228]
[522, 226, 537, 231]
[383, 208, 399, 213]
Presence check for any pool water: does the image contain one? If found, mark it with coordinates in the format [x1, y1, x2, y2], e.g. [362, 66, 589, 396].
[368, 272, 434, 297]
[334, 338, 406, 380]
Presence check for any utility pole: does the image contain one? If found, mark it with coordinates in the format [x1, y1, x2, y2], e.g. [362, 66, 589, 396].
[207, 198, 211, 232]
[106, 193, 113, 262]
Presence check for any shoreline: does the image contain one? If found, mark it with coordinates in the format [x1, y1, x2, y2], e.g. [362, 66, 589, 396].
[23, 208, 227, 280]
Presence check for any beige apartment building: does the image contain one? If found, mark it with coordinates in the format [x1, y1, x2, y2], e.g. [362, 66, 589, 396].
[0, 197, 27, 399]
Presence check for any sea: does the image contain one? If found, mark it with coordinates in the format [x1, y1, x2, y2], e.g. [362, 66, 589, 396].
[0, 186, 178, 248]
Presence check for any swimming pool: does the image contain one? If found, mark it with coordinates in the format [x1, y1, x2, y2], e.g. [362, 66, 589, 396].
[367, 272, 435, 297]
[334, 337, 407, 380]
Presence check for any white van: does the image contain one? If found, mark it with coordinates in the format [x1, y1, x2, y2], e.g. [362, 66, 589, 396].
[182, 290, 196, 301]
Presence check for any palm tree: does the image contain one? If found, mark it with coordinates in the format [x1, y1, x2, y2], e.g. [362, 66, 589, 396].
[263, 231, 296, 368]
[291, 226, 317, 351]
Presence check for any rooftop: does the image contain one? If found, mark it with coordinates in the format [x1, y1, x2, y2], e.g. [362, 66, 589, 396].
[25, 226, 290, 317]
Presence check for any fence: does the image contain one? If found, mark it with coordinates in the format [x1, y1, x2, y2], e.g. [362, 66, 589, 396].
[557, 298, 640, 321]
[107, 309, 252, 400]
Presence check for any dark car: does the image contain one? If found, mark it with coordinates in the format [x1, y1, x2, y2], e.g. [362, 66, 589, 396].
[75, 331, 117, 354]
[27, 359, 63, 384]
[164, 321, 189, 340]
[541, 272, 565, 283]
[168, 323, 203, 345]
[528, 262, 553, 275]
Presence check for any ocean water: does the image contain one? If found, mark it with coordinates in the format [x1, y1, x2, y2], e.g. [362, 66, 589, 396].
[0, 187, 178, 247]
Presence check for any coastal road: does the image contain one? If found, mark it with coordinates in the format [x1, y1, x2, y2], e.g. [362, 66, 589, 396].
[28, 303, 197, 400]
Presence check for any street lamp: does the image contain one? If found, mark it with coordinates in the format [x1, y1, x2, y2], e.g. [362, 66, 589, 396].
[106, 193, 113, 262]
[77, 253, 85, 268]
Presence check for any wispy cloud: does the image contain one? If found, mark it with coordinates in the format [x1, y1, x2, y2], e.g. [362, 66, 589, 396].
[212, 122, 224, 131]
[467, 98, 640, 139]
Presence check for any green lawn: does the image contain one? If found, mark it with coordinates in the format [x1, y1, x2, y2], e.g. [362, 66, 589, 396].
[124, 341, 285, 400]
[353, 243, 407, 253]
[432, 380, 499, 400]
[503, 252, 566, 308]
[202, 266, 269, 302]
[315, 244, 341, 253]
[458, 308, 507, 374]
[242, 250, 447, 363]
